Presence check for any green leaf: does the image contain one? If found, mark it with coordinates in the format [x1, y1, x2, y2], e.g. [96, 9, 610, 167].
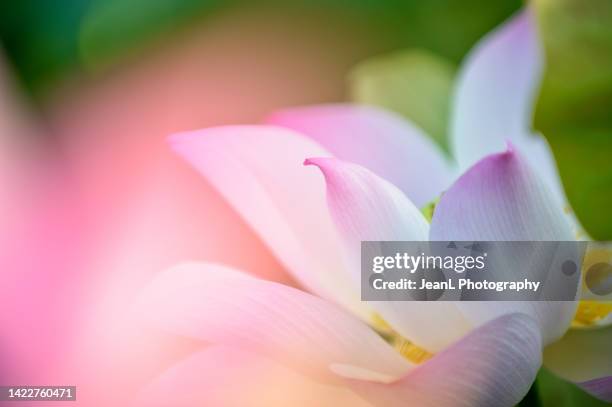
[349, 49, 455, 151]
[533, 0, 612, 239]
[536, 368, 609, 407]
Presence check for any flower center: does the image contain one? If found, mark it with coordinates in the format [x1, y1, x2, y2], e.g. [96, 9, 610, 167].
[371, 313, 434, 364]
[572, 301, 612, 327]
[393, 337, 435, 364]
[571, 245, 612, 327]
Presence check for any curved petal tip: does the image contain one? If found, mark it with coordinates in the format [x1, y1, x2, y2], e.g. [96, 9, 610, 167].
[303, 156, 337, 172]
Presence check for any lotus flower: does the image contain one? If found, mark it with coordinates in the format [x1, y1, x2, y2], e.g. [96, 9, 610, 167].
[135, 8, 610, 406]
[266, 8, 611, 401]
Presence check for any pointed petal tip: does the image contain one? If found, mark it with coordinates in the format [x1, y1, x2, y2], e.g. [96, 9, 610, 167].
[303, 157, 317, 167]
[167, 127, 219, 153]
[303, 157, 345, 183]
[303, 156, 334, 168]
[267, 103, 454, 207]
[494, 7, 539, 50]
[478, 140, 519, 165]
[450, 7, 542, 171]
[474, 141, 519, 168]
[168, 131, 201, 160]
[167, 130, 190, 148]
[452, 144, 518, 181]
[513, 7, 538, 35]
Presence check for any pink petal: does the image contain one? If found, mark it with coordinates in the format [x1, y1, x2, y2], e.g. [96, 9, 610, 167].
[347, 313, 542, 407]
[307, 157, 471, 352]
[267, 104, 455, 207]
[430, 149, 577, 345]
[171, 125, 369, 319]
[304, 157, 430, 243]
[134, 346, 370, 407]
[134, 262, 412, 382]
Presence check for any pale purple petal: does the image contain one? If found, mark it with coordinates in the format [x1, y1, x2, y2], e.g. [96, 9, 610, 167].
[267, 104, 455, 207]
[134, 262, 412, 382]
[450, 9, 542, 171]
[430, 147, 573, 241]
[171, 125, 368, 319]
[347, 313, 542, 407]
[578, 376, 612, 403]
[307, 157, 471, 352]
[430, 149, 577, 345]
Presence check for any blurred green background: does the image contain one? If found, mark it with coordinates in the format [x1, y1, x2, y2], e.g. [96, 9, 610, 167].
[0, 0, 520, 95]
[0, 2, 610, 403]
[2, 1, 610, 243]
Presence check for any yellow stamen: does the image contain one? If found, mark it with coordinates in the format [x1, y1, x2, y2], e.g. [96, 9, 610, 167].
[371, 313, 434, 364]
[371, 312, 394, 333]
[572, 301, 612, 327]
[393, 337, 434, 364]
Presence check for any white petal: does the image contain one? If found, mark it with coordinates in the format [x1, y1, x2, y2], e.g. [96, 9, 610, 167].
[134, 262, 411, 382]
[267, 104, 455, 207]
[512, 134, 566, 205]
[171, 125, 368, 319]
[449, 6, 572, 214]
[307, 157, 471, 352]
[450, 8, 542, 171]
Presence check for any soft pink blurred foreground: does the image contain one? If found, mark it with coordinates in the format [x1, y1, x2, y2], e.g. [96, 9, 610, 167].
[1, 6, 389, 406]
